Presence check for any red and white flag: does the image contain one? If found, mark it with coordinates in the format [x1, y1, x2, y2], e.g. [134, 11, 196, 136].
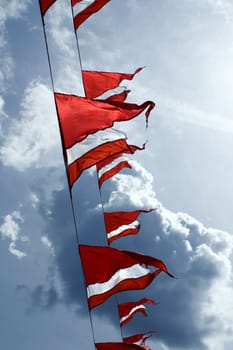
[55, 92, 154, 187]
[67, 128, 135, 187]
[118, 298, 156, 327]
[82, 68, 143, 99]
[96, 143, 145, 188]
[104, 89, 131, 103]
[39, 0, 56, 16]
[72, 0, 110, 31]
[79, 245, 173, 309]
[96, 342, 151, 350]
[123, 332, 157, 345]
[97, 154, 132, 188]
[104, 209, 154, 244]
[55, 92, 154, 148]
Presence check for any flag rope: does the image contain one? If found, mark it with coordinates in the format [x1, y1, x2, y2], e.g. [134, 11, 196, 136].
[38, 1, 97, 346]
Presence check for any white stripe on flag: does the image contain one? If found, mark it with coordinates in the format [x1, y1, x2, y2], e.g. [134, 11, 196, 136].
[67, 129, 126, 165]
[87, 264, 150, 298]
[120, 305, 146, 324]
[73, 0, 95, 16]
[107, 220, 140, 240]
[98, 155, 130, 178]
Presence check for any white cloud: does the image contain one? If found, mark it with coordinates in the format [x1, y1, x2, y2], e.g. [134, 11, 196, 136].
[0, 80, 62, 170]
[0, 0, 31, 92]
[0, 210, 28, 258]
[30, 192, 40, 208]
[203, 0, 233, 21]
[159, 94, 233, 135]
[44, 0, 84, 95]
[41, 235, 55, 255]
[89, 157, 233, 349]
[104, 160, 158, 210]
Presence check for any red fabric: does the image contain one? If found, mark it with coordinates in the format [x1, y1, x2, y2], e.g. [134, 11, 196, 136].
[104, 209, 154, 244]
[79, 245, 168, 308]
[123, 332, 157, 344]
[118, 298, 156, 326]
[98, 160, 132, 188]
[88, 271, 160, 309]
[104, 210, 154, 232]
[55, 93, 155, 149]
[96, 343, 151, 350]
[71, 0, 82, 5]
[72, 0, 110, 30]
[82, 68, 142, 98]
[97, 143, 144, 172]
[105, 90, 131, 103]
[123, 250, 174, 278]
[67, 138, 132, 187]
[97, 143, 145, 187]
[39, 0, 56, 16]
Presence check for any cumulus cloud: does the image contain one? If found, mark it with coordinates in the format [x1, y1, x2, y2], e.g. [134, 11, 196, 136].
[103, 161, 158, 210]
[23, 161, 233, 350]
[0, 210, 29, 258]
[0, 81, 62, 170]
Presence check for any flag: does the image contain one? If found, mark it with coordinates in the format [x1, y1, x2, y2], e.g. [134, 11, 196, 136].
[55, 92, 155, 148]
[105, 89, 131, 103]
[39, 0, 56, 16]
[79, 245, 172, 309]
[118, 298, 156, 326]
[72, 0, 110, 30]
[96, 342, 151, 350]
[96, 143, 145, 188]
[67, 128, 135, 187]
[97, 154, 132, 188]
[123, 332, 157, 345]
[82, 68, 143, 98]
[104, 209, 154, 244]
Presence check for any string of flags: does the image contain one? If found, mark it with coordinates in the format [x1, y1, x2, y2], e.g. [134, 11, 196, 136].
[38, 1, 175, 349]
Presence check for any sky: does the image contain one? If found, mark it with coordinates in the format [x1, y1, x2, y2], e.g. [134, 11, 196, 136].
[0, 0, 233, 349]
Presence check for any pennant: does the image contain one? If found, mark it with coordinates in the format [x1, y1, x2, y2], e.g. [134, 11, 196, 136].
[96, 143, 145, 187]
[96, 342, 151, 350]
[105, 89, 131, 103]
[55, 93, 155, 148]
[67, 128, 136, 187]
[97, 154, 132, 188]
[123, 332, 157, 345]
[39, 0, 56, 16]
[118, 298, 156, 327]
[72, 0, 110, 30]
[104, 209, 155, 244]
[82, 68, 143, 98]
[79, 245, 173, 309]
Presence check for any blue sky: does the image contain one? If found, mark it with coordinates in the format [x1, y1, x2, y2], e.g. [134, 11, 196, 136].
[1, 1, 233, 349]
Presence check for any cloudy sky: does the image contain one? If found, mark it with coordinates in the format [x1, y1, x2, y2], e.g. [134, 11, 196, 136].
[1, 0, 233, 349]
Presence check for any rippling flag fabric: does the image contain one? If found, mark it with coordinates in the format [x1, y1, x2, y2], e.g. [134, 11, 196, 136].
[118, 298, 156, 327]
[39, 0, 56, 16]
[97, 143, 145, 188]
[123, 332, 157, 345]
[55, 93, 154, 148]
[96, 342, 151, 350]
[79, 245, 173, 309]
[104, 209, 154, 244]
[55, 93, 154, 186]
[97, 154, 132, 188]
[72, 0, 110, 30]
[82, 68, 143, 98]
[66, 128, 135, 187]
